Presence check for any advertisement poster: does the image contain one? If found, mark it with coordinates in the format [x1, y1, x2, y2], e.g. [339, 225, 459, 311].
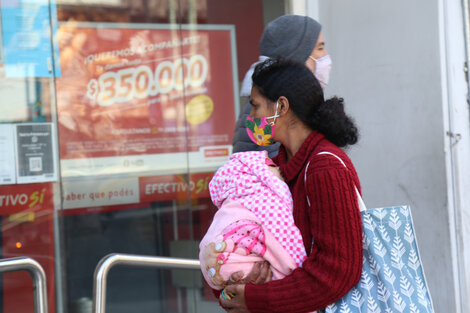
[14, 123, 58, 184]
[1, 0, 61, 77]
[57, 23, 238, 177]
[0, 124, 16, 185]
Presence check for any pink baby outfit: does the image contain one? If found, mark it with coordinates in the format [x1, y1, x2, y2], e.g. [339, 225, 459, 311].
[199, 151, 308, 290]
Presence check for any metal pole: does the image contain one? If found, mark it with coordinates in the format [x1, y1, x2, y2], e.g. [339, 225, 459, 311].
[0, 257, 48, 313]
[92, 253, 200, 313]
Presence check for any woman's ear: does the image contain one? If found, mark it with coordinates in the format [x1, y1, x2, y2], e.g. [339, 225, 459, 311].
[277, 96, 290, 116]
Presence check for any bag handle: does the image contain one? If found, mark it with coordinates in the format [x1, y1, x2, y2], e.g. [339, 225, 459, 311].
[304, 152, 367, 212]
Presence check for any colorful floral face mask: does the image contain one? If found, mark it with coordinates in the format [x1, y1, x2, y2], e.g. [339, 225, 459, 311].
[245, 101, 280, 146]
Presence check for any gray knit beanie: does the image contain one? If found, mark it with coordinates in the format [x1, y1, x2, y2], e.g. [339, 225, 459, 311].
[259, 15, 321, 63]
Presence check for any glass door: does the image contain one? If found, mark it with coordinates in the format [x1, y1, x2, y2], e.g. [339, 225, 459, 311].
[0, 0, 286, 312]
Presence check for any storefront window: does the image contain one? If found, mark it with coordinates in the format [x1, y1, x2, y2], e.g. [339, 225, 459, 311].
[0, 0, 286, 312]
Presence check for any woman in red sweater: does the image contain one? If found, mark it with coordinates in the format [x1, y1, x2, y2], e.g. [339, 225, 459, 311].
[219, 58, 363, 312]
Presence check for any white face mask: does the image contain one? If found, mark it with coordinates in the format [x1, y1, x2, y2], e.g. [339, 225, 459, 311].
[309, 54, 332, 88]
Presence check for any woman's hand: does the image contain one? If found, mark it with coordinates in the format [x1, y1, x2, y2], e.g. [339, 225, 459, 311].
[220, 284, 248, 312]
[219, 262, 272, 312]
[227, 261, 272, 285]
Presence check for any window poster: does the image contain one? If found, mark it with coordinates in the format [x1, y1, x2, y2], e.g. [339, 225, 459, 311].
[14, 123, 58, 184]
[0, 124, 16, 185]
[1, 0, 61, 77]
[56, 23, 239, 177]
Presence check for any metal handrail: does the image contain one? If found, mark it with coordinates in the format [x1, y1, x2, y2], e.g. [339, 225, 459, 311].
[0, 257, 48, 313]
[93, 253, 200, 313]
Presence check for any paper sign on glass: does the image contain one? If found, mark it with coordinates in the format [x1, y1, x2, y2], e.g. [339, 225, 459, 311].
[14, 123, 58, 184]
[0, 124, 16, 185]
[1, 0, 61, 77]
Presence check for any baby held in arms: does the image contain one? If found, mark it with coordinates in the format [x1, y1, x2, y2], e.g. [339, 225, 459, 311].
[199, 151, 308, 292]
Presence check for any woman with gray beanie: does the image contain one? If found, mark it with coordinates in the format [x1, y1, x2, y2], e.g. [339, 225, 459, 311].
[232, 14, 332, 157]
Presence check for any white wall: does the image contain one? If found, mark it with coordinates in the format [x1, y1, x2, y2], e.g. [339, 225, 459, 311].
[311, 0, 470, 312]
[440, 0, 470, 310]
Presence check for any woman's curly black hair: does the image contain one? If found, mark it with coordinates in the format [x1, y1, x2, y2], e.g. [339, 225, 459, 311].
[251, 58, 358, 148]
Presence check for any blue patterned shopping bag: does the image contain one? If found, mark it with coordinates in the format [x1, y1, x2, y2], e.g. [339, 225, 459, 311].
[313, 153, 435, 313]
[325, 205, 435, 313]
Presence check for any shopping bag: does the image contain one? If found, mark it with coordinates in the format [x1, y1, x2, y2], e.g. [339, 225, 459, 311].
[325, 204, 435, 313]
[313, 152, 435, 313]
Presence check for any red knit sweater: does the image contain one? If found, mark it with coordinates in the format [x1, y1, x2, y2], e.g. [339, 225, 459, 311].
[245, 131, 363, 313]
